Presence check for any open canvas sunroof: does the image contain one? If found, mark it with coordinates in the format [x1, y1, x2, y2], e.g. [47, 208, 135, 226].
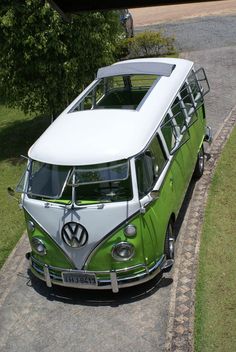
[69, 73, 160, 112]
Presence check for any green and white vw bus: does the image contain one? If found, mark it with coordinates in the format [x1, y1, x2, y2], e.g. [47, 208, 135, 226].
[15, 58, 211, 293]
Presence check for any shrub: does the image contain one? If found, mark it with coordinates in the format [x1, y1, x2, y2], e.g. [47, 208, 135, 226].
[117, 31, 177, 60]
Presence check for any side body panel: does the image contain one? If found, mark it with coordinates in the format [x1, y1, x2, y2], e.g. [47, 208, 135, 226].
[136, 104, 206, 267]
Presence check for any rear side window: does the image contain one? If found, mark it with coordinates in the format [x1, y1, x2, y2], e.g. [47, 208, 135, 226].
[135, 136, 167, 197]
[188, 70, 202, 106]
[171, 97, 186, 132]
[179, 82, 195, 117]
[161, 113, 178, 152]
[148, 135, 167, 173]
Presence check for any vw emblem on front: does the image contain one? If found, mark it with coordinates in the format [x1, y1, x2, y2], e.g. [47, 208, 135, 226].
[62, 222, 88, 248]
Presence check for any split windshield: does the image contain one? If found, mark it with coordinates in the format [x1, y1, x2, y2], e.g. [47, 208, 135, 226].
[27, 159, 132, 203]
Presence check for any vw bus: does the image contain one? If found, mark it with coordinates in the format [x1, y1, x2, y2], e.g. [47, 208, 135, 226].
[14, 58, 211, 293]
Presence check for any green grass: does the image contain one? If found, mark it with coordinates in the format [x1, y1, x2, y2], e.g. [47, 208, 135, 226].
[195, 127, 236, 351]
[0, 105, 50, 268]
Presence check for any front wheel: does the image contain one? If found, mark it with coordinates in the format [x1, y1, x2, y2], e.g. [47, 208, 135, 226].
[164, 220, 175, 260]
[193, 144, 205, 179]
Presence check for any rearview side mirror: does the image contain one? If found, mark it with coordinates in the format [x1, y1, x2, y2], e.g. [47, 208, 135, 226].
[7, 187, 15, 197]
[7, 187, 20, 203]
[150, 190, 160, 200]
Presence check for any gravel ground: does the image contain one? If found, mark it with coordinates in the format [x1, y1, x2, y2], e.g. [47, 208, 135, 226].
[138, 15, 236, 52]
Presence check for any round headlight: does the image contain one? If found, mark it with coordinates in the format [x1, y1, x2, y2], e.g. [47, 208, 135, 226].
[112, 242, 135, 261]
[28, 220, 35, 232]
[124, 224, 137, 237]
[31, 237, 46, 256]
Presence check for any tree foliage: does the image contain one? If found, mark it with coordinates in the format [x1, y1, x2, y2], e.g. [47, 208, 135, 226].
[0, 0, 121, 117]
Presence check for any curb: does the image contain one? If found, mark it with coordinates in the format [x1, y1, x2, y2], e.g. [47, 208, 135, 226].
[165, 107, 236, 351]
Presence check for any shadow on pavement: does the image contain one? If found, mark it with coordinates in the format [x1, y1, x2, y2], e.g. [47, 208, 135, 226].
[174, 178, 196, 238]
[28, 270, 173, 307]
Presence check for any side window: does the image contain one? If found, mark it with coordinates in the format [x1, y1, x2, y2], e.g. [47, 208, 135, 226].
[179, 82, 195, 117]
[135, 136, 167, 197]
[161, 113, 178, 152]
[148, 135, 167, 174]
[171, 97, 186, 132]
[135, 153, 155, 197]
[194, 67, 210, 97]
[188, 70, 202, 107]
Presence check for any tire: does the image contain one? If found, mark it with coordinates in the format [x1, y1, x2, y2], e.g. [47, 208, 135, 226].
[193, 144, 205, 179]
[164, 220, 175, 260]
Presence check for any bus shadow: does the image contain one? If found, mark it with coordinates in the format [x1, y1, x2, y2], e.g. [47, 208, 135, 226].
[0, 114, 50, 163]
[174, 178, 197, 239]
[28, 270, 173, 307]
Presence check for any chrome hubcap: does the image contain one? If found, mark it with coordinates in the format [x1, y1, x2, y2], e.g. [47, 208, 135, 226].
[199, 148, 204, 171]
[168, 237, 175, 259]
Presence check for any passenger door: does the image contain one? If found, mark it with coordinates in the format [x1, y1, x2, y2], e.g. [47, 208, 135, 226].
[136, 136, 176, 262]
[160, 111, 189, 212]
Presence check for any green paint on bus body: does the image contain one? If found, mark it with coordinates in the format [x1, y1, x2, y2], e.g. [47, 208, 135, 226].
[25, 212, 74, 270]
[25, 106, 206, 282]
[18, 59, 211, 291]
[87, 107, 206, 274]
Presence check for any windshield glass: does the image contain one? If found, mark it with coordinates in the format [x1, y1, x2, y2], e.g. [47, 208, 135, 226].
[68, 160, 129, 185]
[27, 160, 132, 203]
[28, 161, 70, 199]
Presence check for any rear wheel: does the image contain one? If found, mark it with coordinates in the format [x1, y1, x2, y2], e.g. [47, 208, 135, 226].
[193, 144, 205, 179]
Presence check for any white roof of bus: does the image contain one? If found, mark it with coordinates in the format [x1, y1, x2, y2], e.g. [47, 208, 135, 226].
[29, 58, 194, 165]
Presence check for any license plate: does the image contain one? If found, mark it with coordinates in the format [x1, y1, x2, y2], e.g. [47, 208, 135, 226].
[62, 272, 97, 286]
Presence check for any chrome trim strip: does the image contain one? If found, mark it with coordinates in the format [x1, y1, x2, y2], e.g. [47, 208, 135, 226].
[31, 255, 146, 274]
[30, 255, 166, 293]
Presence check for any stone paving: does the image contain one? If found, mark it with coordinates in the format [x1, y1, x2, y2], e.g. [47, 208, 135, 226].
[165, 107, 236, 351]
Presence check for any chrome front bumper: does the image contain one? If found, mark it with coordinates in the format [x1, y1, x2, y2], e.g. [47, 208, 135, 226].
[29, 255, 167, 293]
